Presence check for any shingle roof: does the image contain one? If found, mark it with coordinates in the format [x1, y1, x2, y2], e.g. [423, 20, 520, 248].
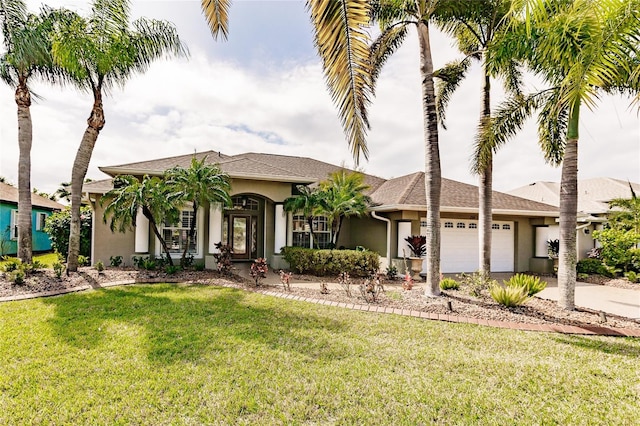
[371, 172, 558, 213]
[98, 150, 386, 191]
[100, 150, 229, 175]
[0, 182, 65, 210]
[88, 150, 556, 215]
[508, 178, 640, 214]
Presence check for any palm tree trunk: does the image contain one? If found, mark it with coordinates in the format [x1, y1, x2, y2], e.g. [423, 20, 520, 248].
[558, 101, 580, 310]
[15, 78, 33, 263]
[478, 67, 492, 276]
[417, 20, 441, 297]
[67, 88, 104, 272]
[143, 206, 174, 266]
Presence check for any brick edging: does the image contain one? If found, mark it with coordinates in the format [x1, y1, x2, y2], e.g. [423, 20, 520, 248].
[2, 279, 639, 337]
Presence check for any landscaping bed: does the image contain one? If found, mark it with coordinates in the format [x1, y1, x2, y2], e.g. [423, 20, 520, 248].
[1, 267, 638, 330]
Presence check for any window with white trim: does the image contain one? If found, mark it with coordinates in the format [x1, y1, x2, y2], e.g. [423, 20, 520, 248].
[292, 215, 331, 249]
[10, 210, 18, 240]
[502, 224, 511, 230]
[444, 222, 454, 228]
[492, 223, 500, 230]
[456, 222, 465, 229]
[469, 223, 477, 229]
[36, 212, 47, 231]
[162, 210, 197, 253]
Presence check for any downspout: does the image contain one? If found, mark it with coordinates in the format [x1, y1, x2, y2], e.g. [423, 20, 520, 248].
[371, 211, 391, 270]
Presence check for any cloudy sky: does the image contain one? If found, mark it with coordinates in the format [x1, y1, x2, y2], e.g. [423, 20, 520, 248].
[1, 0, 638, 197]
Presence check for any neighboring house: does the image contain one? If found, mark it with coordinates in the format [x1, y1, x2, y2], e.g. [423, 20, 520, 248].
[508, 178, 640, 260]
[83, 151, 558, 274]
[0, 182, 65, 256]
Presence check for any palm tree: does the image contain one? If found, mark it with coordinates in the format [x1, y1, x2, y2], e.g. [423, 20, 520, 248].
[317, 170, 371, 247]
[486, 0, 640, 309]
[165, 156, 232, 264]
[200, 0, 447, 295]
[433, 0, 523, 277]
[52, 0, 187, 272]
[102, 175, 181, 265]
[0, 1, 62, 263]
[283, 185, 322, 248]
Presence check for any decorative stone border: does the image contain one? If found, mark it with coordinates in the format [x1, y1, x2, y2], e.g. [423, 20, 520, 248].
[2, 279, 639, 337]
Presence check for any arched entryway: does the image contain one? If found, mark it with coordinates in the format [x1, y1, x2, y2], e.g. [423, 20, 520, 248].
[223, 195, 264, 260]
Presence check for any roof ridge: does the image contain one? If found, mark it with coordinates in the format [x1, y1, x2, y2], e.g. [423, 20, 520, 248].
[227, 156, 308, 178]
[398, 172, 423, 204]
[106, 150, 222, 168]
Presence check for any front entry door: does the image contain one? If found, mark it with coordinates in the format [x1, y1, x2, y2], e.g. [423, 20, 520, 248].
[230, 215, 251, 260]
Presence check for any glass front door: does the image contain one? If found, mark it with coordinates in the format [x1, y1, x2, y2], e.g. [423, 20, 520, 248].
[231, 215, 250, 260]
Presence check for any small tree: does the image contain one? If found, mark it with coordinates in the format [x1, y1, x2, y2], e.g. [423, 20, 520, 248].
[44, 207, 92, 258]
[102, 175, 180, 266]
[316, 170, 371, 247]
[165, 156, 231, 265]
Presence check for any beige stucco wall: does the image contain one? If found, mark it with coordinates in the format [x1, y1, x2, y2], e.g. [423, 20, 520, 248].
[230, 179, 293, 202]
[91, 196, 137, 266]
[337, 216, 386, 255]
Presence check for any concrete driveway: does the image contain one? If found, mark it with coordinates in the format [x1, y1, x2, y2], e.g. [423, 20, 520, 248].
[536, 277, 640, 320]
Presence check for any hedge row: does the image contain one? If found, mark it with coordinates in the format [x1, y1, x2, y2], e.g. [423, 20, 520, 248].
[281, 247, 379, 277]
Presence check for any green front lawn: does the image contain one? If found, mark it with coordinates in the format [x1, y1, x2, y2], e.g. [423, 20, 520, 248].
[0, 252, 59, 268]
[1, 284, 639, 424]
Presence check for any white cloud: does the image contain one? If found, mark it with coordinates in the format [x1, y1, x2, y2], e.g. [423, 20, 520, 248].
[1, 1, 638, 197]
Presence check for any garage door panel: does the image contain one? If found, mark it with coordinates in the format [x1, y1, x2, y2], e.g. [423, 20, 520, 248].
[427, 220, 514, 273]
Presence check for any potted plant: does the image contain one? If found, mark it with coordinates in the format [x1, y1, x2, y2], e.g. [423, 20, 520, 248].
[547, 239, 560, 273]
[404, 235, 426, 280]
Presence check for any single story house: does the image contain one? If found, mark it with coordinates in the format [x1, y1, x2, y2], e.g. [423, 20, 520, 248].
[83, 151, 558, 274]
[0, 182, 65, 256]
[508, 178, 640, 260]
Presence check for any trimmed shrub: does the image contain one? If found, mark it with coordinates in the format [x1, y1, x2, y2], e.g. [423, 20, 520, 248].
[95, 260, 105, 272]
[576, 258, 606, 275]
[439, 277, 459, 290]
[109, 256, 123, 267]
[281, 247, 379, 277]
[504, 273, 547, 296]
[77, 255, 90, 267]
[490, 284, 529, 307]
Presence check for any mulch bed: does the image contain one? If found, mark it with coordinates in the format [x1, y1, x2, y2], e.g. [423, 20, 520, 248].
[1, 267, 638, 331]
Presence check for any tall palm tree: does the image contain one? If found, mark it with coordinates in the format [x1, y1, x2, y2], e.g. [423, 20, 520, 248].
[284, 184, 322, 248]
[0, 1, 62, 263]
[102, 175, 181, 265]
[486, 0, 640, 309]
[52, 0, 187, 272]
[317, 170, 371, 247]
[165, 156, 232, 264]
[433, 0, 523, 277]
[201, 0, 455, 296]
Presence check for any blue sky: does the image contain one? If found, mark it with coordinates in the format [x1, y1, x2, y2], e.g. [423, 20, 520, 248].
[1, 0, 638, 197]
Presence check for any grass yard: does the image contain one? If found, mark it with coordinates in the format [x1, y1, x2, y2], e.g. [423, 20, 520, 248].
[0, 252, 59, 268]
[1, 283, 639, 424]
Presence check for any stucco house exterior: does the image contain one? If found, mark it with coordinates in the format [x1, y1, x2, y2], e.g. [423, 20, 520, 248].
[0, 182, 65, 256]
[508, 178, 640, 261]
[83, 151, 558, 274]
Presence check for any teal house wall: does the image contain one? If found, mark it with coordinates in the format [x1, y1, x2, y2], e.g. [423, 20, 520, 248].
[0, 182, 65, 256]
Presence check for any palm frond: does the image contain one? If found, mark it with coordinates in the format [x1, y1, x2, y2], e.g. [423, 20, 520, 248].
[537, 89, 568, 166]
[472, 90, 552, 173]
[307, 0, 373, 165]
[201, 0, 231, 40]
[369, 23, 407, 93]
[433, 57, 471, 129]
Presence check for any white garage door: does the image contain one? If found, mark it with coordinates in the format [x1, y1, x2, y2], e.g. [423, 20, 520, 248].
[423, 219, 514, 273]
